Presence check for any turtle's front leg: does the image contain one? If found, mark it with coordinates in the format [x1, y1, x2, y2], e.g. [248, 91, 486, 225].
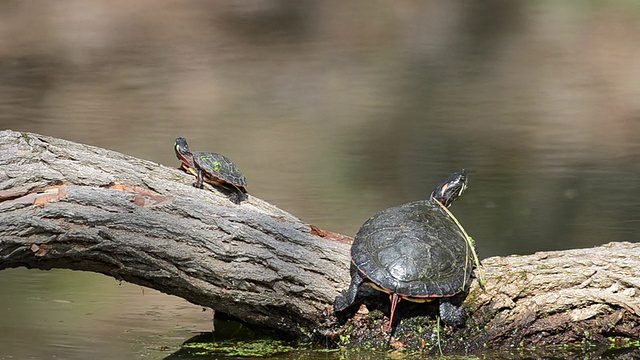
[193, 169, 205, 188]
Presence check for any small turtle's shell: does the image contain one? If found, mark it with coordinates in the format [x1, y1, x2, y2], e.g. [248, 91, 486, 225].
[352, 200, 473, 299]
[193, 151, 247, 190]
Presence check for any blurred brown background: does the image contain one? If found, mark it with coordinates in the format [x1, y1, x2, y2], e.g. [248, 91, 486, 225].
[1, 1, 640, 358]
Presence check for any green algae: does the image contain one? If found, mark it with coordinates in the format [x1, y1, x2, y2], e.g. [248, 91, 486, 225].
[181, 339, 295, 357]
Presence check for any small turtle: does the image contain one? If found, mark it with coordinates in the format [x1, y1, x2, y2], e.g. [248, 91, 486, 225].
[174, 137, 248, 204]
[334, 170, 474, 330]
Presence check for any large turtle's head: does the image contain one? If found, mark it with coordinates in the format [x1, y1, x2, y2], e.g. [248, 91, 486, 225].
[430, 170, 467, 208]
[174, 137, 194, 166]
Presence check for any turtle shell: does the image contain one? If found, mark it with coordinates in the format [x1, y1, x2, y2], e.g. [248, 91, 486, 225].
[351, 199, 473, 299]
[192, 151, 247, 190]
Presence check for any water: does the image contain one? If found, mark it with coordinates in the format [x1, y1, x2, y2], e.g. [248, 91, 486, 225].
[1, 1, 640, 358]
[0, 268, 211, 359]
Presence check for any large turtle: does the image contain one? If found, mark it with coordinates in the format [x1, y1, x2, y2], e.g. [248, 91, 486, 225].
[334, 170, 474, 330]
[174, 137, 248, 204]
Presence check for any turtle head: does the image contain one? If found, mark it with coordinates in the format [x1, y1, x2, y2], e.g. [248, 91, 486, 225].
[174, 137, 194, 166]
[430, 170, 467, 208]
[175, 137, 190, 155]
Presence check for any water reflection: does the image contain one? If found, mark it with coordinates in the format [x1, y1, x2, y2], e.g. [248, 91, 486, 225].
[1, 1, 640, 358]
[0, 268, 211, 359]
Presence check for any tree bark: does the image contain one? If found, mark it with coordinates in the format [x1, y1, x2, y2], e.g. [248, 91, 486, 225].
[465, 242, 640, 350]
[0, 130, 638, 353]
[0, 130, 351, 336]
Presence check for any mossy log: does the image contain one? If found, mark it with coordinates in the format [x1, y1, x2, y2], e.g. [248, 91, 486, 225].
[0, 130, 638, 354]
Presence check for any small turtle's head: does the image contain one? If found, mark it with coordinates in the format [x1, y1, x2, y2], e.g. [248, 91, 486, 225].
[174, 137, 194, 166]
[430, 170, 467, 208]
[175, 137, 190, 156]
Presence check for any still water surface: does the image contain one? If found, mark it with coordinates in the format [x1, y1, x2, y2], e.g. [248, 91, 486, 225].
[1, 1, 640, 358]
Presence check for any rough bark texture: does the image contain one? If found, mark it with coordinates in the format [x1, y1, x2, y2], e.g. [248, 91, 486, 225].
[0, 130, 350, 336]
[466, 242, 640, 349]
[0, 130, 639, 354]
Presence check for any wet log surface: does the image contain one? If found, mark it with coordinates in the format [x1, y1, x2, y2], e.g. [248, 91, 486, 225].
[0, 130, 638, 354]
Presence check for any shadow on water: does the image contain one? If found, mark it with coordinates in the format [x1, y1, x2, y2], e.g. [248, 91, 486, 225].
[1, 1, 640, 359]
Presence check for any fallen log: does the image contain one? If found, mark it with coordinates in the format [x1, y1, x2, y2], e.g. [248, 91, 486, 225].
[0, 130, 638, 354]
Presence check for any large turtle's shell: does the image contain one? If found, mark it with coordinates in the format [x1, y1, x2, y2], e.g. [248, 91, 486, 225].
[352, 200, 473, 298]
[193, 151, 247, 189]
